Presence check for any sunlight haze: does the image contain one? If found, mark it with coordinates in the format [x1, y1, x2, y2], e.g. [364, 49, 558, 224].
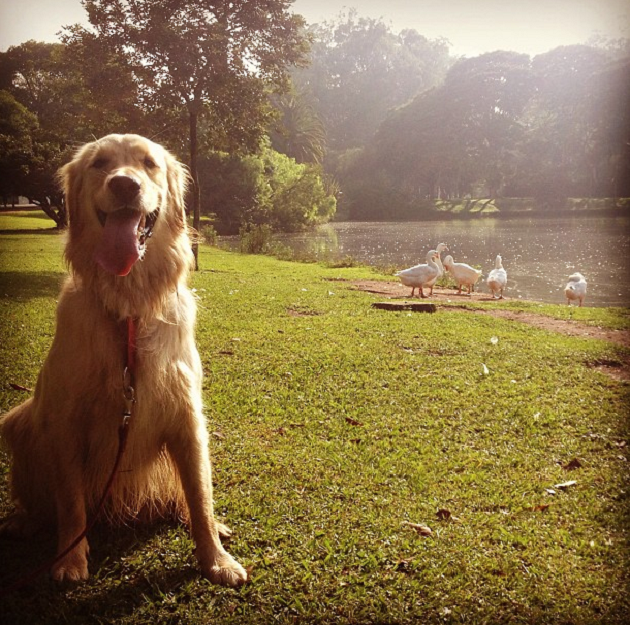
[1, 0, 628, 56]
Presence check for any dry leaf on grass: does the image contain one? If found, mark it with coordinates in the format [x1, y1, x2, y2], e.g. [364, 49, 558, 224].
[554, 480, 577, 490]
[345, 417, 363, 426]
[9, 383, 32, 392]
[436, 508, 462, 523]
[395, 559, 414, 571]
[525, 504, 551, 512]
[437, 508, 452, 521]
[404, 522, 432, 536]
[563, 458, 583, 471]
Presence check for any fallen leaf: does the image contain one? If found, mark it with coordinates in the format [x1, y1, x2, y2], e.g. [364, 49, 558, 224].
[345, 417, 363, 426]
[395, 559, 413, 571]
[545, 488, 557, 495]
[563, 458, 583, 471]
[554, 480, 577, 490]
[404, 522, 432, 536]
[212, 431, 225, 439]
[482, 363, 490, 375]
[10, 383, 32, 392]
[526, 504, 551, 512]
[436, 508, 452, 521]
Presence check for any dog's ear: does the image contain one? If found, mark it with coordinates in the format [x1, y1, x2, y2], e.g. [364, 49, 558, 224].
[165, 152, 190, 229]
[58, 147, 88, 240]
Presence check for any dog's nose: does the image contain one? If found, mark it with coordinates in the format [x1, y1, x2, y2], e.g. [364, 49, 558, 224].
[108, 175, 141, 204]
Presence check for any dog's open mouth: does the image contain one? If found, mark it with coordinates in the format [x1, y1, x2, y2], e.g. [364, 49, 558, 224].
[94, 208, 159, 276]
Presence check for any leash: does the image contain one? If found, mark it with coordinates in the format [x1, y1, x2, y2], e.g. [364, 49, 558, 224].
[0, 318, 138, 596]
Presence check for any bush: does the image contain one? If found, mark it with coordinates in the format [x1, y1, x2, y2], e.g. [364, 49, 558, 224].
[198, 144, 336, 234]
[238, 223, 273, 254]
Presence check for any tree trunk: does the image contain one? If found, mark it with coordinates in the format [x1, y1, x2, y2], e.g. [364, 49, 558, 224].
[189, 108, 201, 271]
[38, 198, 67, 229]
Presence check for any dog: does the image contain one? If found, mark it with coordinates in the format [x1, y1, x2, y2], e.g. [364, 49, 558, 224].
[0, 134, 247, 586]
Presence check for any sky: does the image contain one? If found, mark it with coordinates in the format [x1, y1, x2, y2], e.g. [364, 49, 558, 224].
[0, 0, 628, 57]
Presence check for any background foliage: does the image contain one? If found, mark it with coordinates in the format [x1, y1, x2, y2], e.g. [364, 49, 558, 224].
[0, 4, 628, 229]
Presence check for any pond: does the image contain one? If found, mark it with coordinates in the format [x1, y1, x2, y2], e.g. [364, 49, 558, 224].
[221, 215, 630, 307]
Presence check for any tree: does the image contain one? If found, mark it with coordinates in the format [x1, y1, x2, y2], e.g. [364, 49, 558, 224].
[292, 10, 451, 152]
[351, 51, 534, 214]
[0, 90, 38, 205]
[69, 0, 310, 267]
[0, 39, 147, 226]
[519, 45, 622, 199]
[270, 90, 326, 165]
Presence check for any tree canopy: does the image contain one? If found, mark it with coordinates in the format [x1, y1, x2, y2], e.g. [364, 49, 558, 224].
[292, 10, 452, 152]
[0, 40, 143, 225]
[1, 8, 628, 229]
[62, 0, 310, 265]
[338, 44, 630, 218]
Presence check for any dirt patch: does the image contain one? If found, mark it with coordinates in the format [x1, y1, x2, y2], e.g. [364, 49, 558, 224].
[587, 358, 630, 382]
[351, 279, 630, 349]
[350, 279, 504, 303]
[352, 279, 630, 381]
[457, 307, 630, 348]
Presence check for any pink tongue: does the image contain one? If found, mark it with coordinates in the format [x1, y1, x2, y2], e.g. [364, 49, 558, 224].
[94, 209, 143, 276]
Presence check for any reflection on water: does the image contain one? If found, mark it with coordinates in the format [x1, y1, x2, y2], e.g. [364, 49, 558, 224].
[221, 216, 630, 307]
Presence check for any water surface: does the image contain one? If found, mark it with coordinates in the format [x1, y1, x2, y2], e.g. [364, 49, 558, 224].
[222, 216, 630, 307]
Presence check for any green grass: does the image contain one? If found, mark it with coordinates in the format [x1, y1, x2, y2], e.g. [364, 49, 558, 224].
[0, 210, 57, 232]
[439, 298, 630, 331]
[1, 226, 629, 624]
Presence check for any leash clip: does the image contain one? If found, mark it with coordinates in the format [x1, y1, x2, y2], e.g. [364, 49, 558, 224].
[122, 366, 135, 421]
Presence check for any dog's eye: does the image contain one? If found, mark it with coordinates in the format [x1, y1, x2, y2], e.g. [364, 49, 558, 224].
[91, 157, 108, 169]
[144, 156, 157, 169]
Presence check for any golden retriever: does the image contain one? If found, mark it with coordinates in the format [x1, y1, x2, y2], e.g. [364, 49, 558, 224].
[0, 134, 247, 586]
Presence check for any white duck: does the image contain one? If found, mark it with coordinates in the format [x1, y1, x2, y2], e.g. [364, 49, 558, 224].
[425, 242, 449, 296]
[396, 250, 440, 298]
[443, 255, 482, 294]
[564, 272, 587, 307]
[486, 255, 507, 299]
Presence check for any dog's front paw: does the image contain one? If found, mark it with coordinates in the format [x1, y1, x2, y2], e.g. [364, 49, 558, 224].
[201, 551, 248, 587]
[51, 550, 89, 583]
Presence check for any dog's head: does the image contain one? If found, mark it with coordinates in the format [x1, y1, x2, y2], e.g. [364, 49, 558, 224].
[60, 134, 191, 278]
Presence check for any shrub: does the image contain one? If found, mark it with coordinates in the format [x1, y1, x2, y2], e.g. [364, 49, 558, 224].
[238, 223, 273, 254]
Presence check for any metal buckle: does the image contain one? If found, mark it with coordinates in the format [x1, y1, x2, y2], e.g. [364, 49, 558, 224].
[122, 366, 136, 421]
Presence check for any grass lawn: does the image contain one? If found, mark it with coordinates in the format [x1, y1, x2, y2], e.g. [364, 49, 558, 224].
[0, 224, 628, 624]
